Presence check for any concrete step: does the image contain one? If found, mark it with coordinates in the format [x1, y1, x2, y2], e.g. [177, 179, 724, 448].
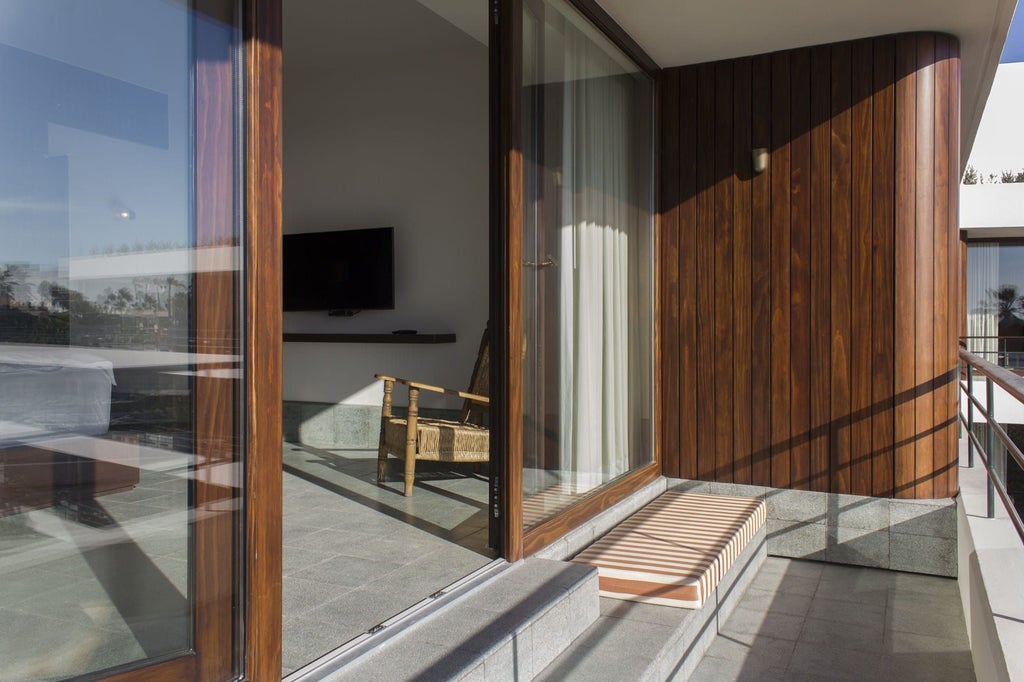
[316, 558, 599, 681]
[535, 521, 766, 681]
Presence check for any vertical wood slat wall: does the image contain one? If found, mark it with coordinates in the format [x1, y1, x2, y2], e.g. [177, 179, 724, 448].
[658, 33, 960, 499]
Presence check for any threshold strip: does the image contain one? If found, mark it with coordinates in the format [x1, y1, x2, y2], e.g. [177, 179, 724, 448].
[284, 558, 508, 682]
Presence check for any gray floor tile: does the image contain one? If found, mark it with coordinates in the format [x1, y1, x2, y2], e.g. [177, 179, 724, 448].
[0, 567, 84, 608]
[750, 570, 820, 598]
[0, 607, 147, 682]
[760, 556, 826, 579]
[283, 527, 376, 553]
[281, 614, 367, 673]
[886, 586, 964, 619]
[888, 571, 959, 598]
[720, 607, 806, 643]
[687, 652, 788, 681]
[737, 586, 813, 617]
[806, 595, 886, 629]
[883, 629, 974, 658]
[885, 602, 968, 640]
[702, 633, 796, 669]
[599, 597, 691, 628]
[280, 445, 493, 674]
[289, 552, 406, 589]
[880, 651, 976, 681]
[537, 637, 653, 681]
[283, 576, 352, 619]
[692, 558, 974, 682]
[282, 546, 337, 576]
[799, 616, 886, 653]
[571, 613, 678, 660]
[788, 640, 882, 680]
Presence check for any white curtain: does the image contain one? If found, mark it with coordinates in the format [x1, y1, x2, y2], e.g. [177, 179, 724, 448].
[967, 243, 999, 360]
[555, 28, 645, 489]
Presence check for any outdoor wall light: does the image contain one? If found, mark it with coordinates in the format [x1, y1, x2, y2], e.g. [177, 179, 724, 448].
[752, 148, 768, 174]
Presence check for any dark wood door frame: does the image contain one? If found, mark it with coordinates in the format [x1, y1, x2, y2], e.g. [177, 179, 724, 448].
[243, 0, 283, 679]
[491, 0, 525, 562]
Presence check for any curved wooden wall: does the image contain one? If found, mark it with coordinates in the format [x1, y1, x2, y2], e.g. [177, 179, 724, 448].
[658, 32, 960, 499]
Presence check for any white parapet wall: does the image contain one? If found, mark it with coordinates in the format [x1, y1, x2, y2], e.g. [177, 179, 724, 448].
[957, 435, 1024, 682]
[965, 380, 1024, 425]
[961, 183, 1024, 234]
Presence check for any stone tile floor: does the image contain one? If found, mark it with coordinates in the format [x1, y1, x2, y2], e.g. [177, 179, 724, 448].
[281, 444, 494, 675]
[686, 557, 975, 681]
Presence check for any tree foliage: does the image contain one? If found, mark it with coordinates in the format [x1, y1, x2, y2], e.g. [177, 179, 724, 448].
[962, 165, 1024, 184]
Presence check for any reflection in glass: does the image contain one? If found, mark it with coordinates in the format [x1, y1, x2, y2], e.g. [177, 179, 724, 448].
[0, 2, 242, 679]
[966, 240, 1024, 369]
[521, 0, 654, 528]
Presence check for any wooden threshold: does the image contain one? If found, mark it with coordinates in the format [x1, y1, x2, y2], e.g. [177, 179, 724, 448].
[523, 462, 661, 556]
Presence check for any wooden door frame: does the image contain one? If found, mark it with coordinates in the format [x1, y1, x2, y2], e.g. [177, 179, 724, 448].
[243, 0, 283, 679]
[492, 0, 525, 561]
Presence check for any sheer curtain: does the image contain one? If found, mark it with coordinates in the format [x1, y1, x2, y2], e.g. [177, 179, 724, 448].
[521, 0, 653, 525]
[554, 23, 648, 489]
[967, 243, 999, 360]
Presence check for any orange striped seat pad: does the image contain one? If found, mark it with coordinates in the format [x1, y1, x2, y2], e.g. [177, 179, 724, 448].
[571, 492, 766, 609]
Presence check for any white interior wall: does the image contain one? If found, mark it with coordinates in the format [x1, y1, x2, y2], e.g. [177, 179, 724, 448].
[283, 1, 488, 408]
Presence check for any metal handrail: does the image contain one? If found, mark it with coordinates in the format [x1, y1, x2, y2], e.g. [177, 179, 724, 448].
[961, 336, 1024, 370]
[958, 348, 1024, 542]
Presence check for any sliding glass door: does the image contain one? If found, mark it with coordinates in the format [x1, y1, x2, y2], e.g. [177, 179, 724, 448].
[0, 1, 250, 678]
[519, 0, 655, 531]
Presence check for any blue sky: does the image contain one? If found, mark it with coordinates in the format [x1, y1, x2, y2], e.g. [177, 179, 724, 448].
[1003, 7, 1024, 62]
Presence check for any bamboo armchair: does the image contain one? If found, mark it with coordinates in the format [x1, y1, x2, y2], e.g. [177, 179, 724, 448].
[375, 326, 489, 496]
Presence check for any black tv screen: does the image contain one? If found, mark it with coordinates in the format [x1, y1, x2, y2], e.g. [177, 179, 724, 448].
[283, 227, 395, 312]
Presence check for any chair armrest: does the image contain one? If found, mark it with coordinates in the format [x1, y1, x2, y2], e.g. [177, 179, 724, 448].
[373, 374, 489, 405]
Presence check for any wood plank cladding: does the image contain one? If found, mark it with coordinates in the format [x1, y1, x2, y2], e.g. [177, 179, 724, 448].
[658, 33, 960, 499]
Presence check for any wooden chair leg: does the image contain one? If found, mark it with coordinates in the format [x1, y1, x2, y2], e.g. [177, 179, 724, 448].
[377, 379, 394, 483]
[404, 387, 419, 497]
[377, 446, 388, 483]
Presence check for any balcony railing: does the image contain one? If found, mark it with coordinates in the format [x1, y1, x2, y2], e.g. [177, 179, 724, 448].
[958, 347, 1024, 542]
[962, 335, 1024, 372]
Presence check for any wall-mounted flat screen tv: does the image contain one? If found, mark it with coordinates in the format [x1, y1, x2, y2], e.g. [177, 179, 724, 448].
[283, 227, 395, 313]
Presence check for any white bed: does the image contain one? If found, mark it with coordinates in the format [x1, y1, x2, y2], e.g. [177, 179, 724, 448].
[0, 349, 115, 447]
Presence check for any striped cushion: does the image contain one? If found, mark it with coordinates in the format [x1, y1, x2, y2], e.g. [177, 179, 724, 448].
[571, 491, 766, 609]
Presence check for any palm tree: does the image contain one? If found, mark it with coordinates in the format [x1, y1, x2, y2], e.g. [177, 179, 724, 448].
[116, 287, 134, 315]
[0, 264, 25, 307]
[165, 276, 184, 319]
[984, 285, 1024, 323]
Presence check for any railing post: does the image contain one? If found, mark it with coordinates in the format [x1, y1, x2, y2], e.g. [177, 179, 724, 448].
[986, 376, 996, 519]
[966, 363, 974, 468]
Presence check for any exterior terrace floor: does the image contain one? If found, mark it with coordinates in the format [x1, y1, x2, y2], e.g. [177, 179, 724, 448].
[687, 556, 974, 681]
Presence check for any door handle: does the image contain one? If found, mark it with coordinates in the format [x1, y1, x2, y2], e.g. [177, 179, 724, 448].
[523, 255, 558, 268]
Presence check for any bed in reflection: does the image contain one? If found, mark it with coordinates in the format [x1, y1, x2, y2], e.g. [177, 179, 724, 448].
[0, 348, 139, 519]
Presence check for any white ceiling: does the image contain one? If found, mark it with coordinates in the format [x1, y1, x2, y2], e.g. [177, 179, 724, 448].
[283, 0, 1017, 166]
[596, 0, 1019, 167]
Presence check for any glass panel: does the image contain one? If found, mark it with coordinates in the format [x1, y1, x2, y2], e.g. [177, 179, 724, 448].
[521, 0, 654, 529]
[965, 240, 1024, 369]
[0, 2, 243, 679]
